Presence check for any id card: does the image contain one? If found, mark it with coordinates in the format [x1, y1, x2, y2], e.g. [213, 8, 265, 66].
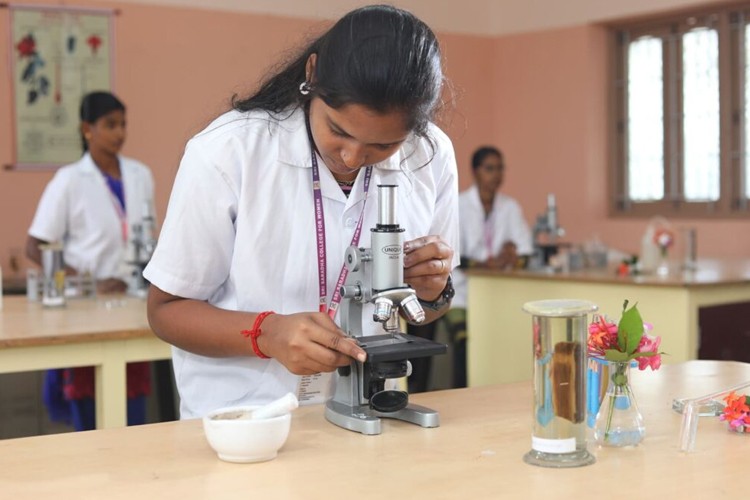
[297, 373, 333, 405]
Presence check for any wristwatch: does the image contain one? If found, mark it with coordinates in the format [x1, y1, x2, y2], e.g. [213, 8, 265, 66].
[418, 274, 455, 311]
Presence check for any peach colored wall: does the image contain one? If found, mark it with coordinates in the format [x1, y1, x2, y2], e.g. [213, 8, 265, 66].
[0, 0, 491, 277]
[493, 26, 611, 246]
[436, 33, 495, 177]
[1, 0, 748, 280]
[493, 24, 750, 258]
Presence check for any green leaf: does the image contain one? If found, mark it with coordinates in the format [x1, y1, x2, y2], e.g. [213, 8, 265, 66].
[603, 349, 630, 362]
[617, 302, 644, 355]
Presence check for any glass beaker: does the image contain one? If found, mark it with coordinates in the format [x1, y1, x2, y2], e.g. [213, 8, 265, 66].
[26, 268, 40, 302]
[522, 299, 598, 468]
[40, 243, 66, 308]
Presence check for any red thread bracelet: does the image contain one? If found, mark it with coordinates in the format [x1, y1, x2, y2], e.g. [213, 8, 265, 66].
[241, 311, 275, 359]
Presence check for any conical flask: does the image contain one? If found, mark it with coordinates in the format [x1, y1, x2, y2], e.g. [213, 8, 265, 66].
[522, 299, 597, 468]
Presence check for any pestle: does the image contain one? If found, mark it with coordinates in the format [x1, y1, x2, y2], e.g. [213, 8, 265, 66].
[249, 392, 299, 419]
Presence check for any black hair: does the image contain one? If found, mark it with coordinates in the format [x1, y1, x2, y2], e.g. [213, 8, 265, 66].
[80, 91, 125, 152]
[232, 4, 444, 138]
[471, 146, 503, 171]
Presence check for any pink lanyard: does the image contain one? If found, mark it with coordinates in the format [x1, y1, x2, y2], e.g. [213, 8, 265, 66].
[311, 151, 372, 319]
[483, 213, 493, 258]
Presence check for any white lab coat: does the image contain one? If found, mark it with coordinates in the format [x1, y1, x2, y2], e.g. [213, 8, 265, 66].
[451, 185, 532, 308]
[143, 107, 460, 418]
[28, 153, 156, 283]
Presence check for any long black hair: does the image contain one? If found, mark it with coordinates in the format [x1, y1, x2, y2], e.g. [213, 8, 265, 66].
[80, 91, 125, 152]
[232, 4, 444, 137]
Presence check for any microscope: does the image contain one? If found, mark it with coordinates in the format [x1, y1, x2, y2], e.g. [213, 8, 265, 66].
[128, 202, 157, 297]
[325, 184, 448, 435]
[529, 193, 567, 269]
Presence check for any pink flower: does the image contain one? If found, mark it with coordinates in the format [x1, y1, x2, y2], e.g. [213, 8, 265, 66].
[587, 315, 618, 357]
[653, 228, 675, 250]
[587, 302, 664, 371]
[720, 392, 750, 430]
[635, 333, 662, 370]
[731, 417, 747, 430]
[588, 316, 617, 336]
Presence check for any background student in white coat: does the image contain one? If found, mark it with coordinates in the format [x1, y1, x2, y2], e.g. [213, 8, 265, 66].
[26, 91, 155, 430]
[446, 146, 533, 388]
[144, 4, 459, 419]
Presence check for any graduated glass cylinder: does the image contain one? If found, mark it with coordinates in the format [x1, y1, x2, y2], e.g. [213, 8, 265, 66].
[594, 360, 645, 447]
[522, 299, 598, 468]
[40, 244, 66, 308]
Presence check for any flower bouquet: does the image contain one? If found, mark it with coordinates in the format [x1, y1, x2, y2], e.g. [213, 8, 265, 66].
[588, 300, 663, 446]
[719, 392, 750, 433]
[653, 227, 675, 276]
[653, 228, 675, 258]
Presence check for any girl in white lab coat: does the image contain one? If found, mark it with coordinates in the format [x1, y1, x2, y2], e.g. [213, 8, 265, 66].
[144, 5, 460, 418]
[448, 146, 533, 387]
[27, 91, 154, 430]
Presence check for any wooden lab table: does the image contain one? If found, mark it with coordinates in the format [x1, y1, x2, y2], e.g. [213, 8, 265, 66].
[467, 259, 750, 386]
[0, 360, 746, 498]
[0, 295, 171, 429]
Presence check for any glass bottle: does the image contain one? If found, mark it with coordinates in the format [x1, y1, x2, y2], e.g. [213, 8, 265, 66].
[40, 243, 66, 308]
[594, 360, 645, 446]
[655, 251, 669, 277]
[522, 299, 598, 468]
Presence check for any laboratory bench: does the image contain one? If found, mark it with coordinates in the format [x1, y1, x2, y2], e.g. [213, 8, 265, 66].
[0, 360, 746, 498]
[0, 295, 172, 430]
[467, 258, 750, 386]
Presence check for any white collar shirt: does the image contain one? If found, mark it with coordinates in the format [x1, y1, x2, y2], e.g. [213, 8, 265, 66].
[451, 184, 532, 308]
[28, 152, 155, 282]
[143, 107, 459, 418]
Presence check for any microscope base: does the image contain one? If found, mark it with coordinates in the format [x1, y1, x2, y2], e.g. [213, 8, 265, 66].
[325, 399, 440, 435]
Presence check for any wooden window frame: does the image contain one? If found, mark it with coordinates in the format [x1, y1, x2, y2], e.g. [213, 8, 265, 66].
[610, 4, 750, 219]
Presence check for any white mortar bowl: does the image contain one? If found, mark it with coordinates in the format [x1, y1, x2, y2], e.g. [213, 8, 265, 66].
[202, 405, 292, 463]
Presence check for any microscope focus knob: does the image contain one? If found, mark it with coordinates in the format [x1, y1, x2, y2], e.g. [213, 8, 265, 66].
[345, 247, 361, 271]
[340, 285, 362, 300]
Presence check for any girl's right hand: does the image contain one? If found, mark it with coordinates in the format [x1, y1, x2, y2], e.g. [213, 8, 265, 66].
[256, 312, 367, 375]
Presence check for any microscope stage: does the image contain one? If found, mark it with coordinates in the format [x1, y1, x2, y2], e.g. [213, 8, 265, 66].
[357, 333, 447, 363]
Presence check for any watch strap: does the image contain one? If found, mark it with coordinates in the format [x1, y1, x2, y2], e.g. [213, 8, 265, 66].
[418, 274, 455, 311]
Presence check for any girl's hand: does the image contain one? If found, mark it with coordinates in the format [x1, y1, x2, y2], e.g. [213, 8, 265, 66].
[403, 235, 454, 301]
[257, 312, 367, 375]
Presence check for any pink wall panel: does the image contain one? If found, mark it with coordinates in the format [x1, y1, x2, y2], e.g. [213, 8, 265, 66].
[492, 24, 750, 258]
[435, 33, 495, 188]
[1, 0, 748, 278]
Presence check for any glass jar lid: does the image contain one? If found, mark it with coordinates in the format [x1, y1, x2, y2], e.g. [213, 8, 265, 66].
[522, 299, 598, 317]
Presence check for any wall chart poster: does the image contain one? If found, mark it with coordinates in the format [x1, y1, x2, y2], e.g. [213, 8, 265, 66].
[9, 5, 114, 169]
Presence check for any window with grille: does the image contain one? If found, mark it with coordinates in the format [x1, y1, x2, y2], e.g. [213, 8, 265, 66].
[612, 7, 750, 217]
